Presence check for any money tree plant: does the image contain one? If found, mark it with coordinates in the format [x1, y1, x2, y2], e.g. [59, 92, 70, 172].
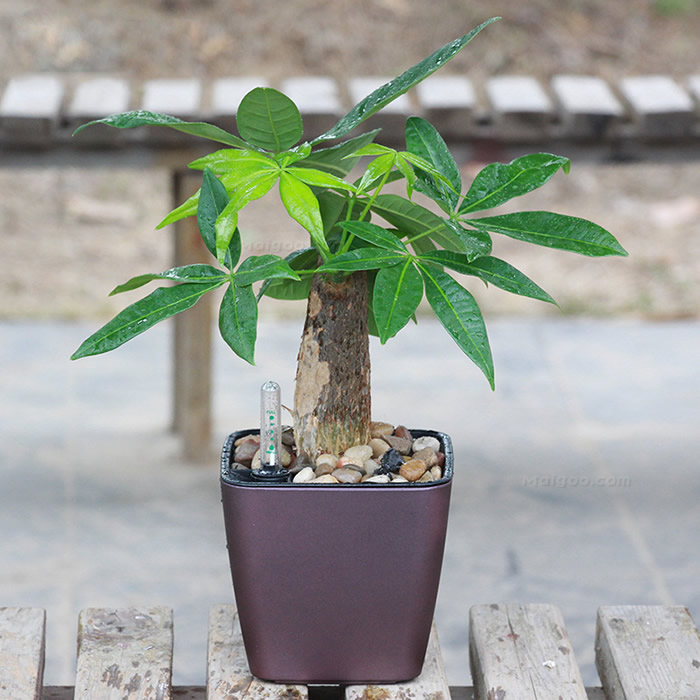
[71, 17, 627, 459]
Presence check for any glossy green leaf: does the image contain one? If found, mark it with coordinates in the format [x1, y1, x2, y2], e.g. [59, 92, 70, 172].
[275, 142, 312, 166]
[459, 153, 571, 214]
[157, 190, 200, 229]
[235, 255, 301, 286]
[71, 281, 223, 359]
[215, 171, 279, 262]
[298, 129, 381, 177]
[373, 259, 423, 343]
[405, 116, 461, 210]
[109, 264, 228, 295]
[73, 110, 248, 148]
[236, 88, 303, 152]
[219, 282, 258, 364]
[357, 153, 396, 193]
[419, 265, 494, 388]
[419, 251, 556, 304]
[369, 194, 467, 254]
[314, 17, 500, 143]
[285, 167, 356, 193]
[469, 211, 629, 257]
[278, 172, 330, 259]
[189, 148, 277, 176]
[259, 248, 319, 300]
[444, 219, 492, 261]
[319, 247, 407, 272]
[339, 221, 408, 252]
[197, 168, 231, 258]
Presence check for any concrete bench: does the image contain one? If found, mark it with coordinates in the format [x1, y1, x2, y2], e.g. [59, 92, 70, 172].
[2, 603, 699, 699]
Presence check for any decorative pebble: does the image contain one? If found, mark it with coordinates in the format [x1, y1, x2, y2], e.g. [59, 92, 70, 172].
[251, 450, 260, 469]
[418, 472, 434, 483]
[436, 451, 445, 468]
[380, 448, 405, 473]
[363, 459, 380, 476]
[412, 436, 440, 453]
[394, 425, 413, 441]
[343, 444, 373, 465]
[316, 453, 339, 469]
[281, 427, 295, 447]
[413, 447, 438, 468]
[311, 474, 340, 484]
[365, 474, 391, 483]
[391, 475, 409, 483]
[370, 421, 394, 438]
[293, 466, 315, 484]
[430, 465, 443, 480]
[400, 459, 427, 482]
[234, 434, 260, 448]
[331, 468, 362, 484]
[314, 462, 335, 477]
[369, 438, 390, 459]
[233, 438, 260, 467]
[383, 435, 413, 455]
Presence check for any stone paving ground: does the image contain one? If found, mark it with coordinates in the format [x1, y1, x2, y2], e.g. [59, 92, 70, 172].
[1, 316, 699, 687]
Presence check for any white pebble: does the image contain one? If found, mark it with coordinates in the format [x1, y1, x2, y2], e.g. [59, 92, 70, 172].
[390, 475, 409, 483]
[316, 453, 338, 468]
[293, 466, 315, 484]
[363, 458, 380, 475]
[412, 436, 440, 453]
[343, 444, 373, 465]
[310, 474, 340, 484]
[365, 474, 391, 483]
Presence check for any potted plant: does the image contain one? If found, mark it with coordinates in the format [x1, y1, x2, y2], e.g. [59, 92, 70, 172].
[71, 17, 627, 684]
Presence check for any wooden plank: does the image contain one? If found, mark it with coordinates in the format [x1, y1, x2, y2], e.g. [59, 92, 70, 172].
[207, 604, 308, 700]
[0, 607, 46, 700]
[345, 623, 451, 700]
[172, 170, 214, 463]
[618, 76, 694, 138]
[551, 75, 624, 139]
[0, 75, 64, 145]
[485, 76, 554, 141]
[469, 603, 587, 700]
[75, 607, 173, 700]
[596, 605, 700, 700]
[415, 76, 475, 139]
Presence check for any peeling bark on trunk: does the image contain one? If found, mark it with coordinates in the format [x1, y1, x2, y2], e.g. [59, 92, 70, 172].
[294, 272, 371, 459]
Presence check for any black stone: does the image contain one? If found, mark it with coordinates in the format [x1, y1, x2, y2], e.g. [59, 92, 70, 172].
[380, 448, 404, 474]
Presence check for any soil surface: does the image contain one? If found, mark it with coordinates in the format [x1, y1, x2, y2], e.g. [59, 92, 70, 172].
[1, 0, 699, 321]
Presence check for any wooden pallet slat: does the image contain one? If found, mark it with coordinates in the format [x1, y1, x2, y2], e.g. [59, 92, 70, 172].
[596, 605, 700, 700]
[415, 76, 475, 139]
[75, 606, 173, 700]
[469, 603, 587, 700]
[207, 604, 308, 700]
[280, 76, 342, 138]
[345, 623, 451, 700]
[0, 607, 46, 700]
[0, 74, 64, 144]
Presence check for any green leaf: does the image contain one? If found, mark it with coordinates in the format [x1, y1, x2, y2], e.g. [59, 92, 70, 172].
[235, 255, 301, 286]
[357, 153, 396, 193]
[189, 148, 277, 177]
[314, 17, 500, 143]
[298, 129, 381, 177]
[73, 110, 248, 148]
[109, 264, 228, 295]
[219, 282, 258, 364]
[71, 281, 223, 359]
[285, 167, 356, 193]
[319, 247, 407, 272]
[419, 251, 556, 304]
[197, 168, 231, 258]
[459, 153, 571, 215]
[369, 194, 467, 254]
[339, 221, 408, 252]
[373, 259, 423, 343]
[237, 87, 303, 152]
[215, 170, 279, 262]
[259, 248, 318, 300]
[405, 116, 461, 210]
[278, 172, 331, 259]
[157, 190, 200, 229]
[444, 219, 492, 260]
[419, 265, 494, 388]
[469, 211, 629, 257]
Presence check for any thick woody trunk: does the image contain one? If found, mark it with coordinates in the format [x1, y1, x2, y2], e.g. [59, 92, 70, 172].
[293, 272, 371, 459]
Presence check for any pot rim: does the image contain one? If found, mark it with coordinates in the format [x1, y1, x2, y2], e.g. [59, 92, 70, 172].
[221, 427, 453, 488]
